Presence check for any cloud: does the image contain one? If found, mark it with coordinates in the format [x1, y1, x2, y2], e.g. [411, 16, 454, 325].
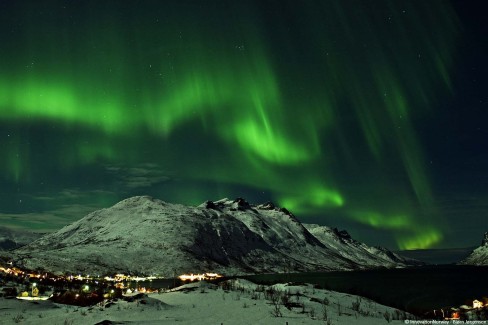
[4, 189, 120, 233]
[0, 204, 98, 232]
[106, 163, 172, 189]
[0, 164, 172, 233]
[28, 189, 115, 201]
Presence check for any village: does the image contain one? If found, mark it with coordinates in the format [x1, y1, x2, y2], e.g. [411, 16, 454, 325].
[431, 298, 488, 321]
[1, 258, 487, 322]
[0, 258, 223, 306]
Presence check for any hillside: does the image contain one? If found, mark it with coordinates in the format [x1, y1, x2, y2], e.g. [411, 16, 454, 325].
[460, 232, 488, 265]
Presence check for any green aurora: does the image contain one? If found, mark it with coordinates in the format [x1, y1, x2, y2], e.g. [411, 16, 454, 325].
[1, 0, 484, 250]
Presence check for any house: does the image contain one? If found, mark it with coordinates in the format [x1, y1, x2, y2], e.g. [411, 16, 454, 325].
[473, 300, 483, 309]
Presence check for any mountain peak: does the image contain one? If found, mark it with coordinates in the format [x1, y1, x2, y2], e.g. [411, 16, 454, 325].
[256, 201, 276, 210]
[333, 228, 352, 240]
[114, 195, 158, 206]
[200, 197, 257, 212]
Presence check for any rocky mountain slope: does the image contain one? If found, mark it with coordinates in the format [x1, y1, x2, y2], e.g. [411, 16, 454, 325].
[304, 224, 422, 267]
[460, 232, 488, 265]
[11, 196, 417, 276]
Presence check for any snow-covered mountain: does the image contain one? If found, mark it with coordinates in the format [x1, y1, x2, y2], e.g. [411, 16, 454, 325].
[460, 232, 488, 265]
[11, 196, 417, 276]
[0, 226, 44, 251]
[304, 224, 422, 267]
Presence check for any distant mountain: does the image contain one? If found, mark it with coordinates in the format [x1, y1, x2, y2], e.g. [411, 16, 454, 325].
[0, 226, 44, 251]
[395, 247, 474, 265]
[11, 196, 418, 276]
[305, 224, 423, 267]
[460, 232, 488, 265]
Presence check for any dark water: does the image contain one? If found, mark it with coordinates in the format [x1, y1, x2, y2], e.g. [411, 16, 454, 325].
[128, 266, 487, 315]
[241, 266, 488, 315]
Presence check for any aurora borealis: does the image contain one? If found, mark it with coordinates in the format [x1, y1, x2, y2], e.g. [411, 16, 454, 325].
[1, 0, 487, 250]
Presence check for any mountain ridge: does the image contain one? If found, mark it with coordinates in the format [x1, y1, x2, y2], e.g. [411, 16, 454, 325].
[10, 196, 419, 276]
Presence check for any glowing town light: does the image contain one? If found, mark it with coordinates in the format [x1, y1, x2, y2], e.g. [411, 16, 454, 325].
[16, 296, 50, 301]
[473, 300, 483, 309]
[178, 273, 223, 281]
[450, 311, 460, 320]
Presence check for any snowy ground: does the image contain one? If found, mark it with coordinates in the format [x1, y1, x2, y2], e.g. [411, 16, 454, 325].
[1, 279, 411, 324]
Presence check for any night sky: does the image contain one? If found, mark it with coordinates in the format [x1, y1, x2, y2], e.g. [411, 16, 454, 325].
[1, 0, 487, 250]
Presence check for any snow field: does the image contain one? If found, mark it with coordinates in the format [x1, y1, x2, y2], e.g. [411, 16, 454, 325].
[1, 279, 411, 324]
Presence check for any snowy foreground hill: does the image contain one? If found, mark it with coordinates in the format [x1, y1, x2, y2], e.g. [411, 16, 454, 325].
[11, 196, 418, 276]
[1, 279, 412, 325]
[460, 231, 488, 265]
